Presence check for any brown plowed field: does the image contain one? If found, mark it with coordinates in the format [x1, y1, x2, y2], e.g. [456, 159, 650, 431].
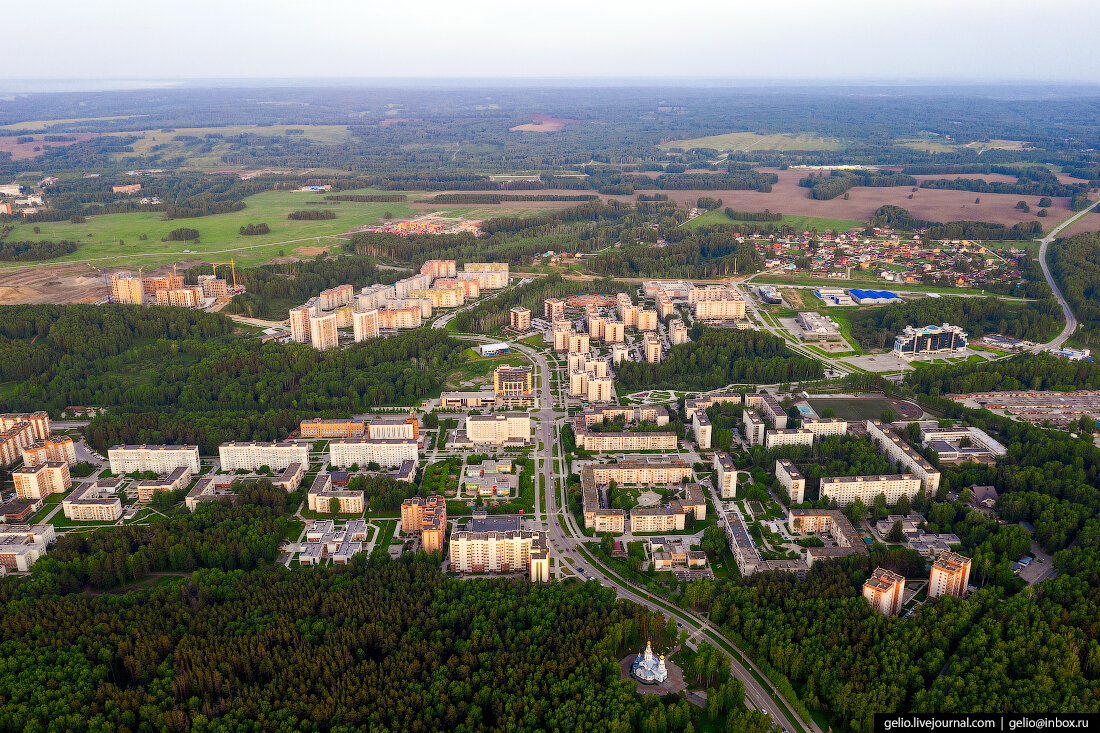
[0, 133, 98, 160]
[1059, 211, 1100, 237]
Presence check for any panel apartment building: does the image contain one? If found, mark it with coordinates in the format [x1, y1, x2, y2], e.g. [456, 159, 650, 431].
[449, 515, 549, 582]
[863, 567, 906, 615]
[866, 420, 942, 493]
[401, 495, 447, 553]
[63, 478, 124, 522]
[108, 445, 201, 475]
[928, 550, 972, 598]
[20, 436, 77, 466]
[13, 462, 71, 499]
[307, 473, 364, 514]
[713, 451, 738, 499]
[219, 442, 309, 472]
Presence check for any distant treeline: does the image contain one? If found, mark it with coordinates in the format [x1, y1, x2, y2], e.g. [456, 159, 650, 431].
[870, 205, 1042, 240]
[0, 239, 79, 261]
[799, 171, 917, 200]
[1049, 231, 1100, 346]
[724, 207, 782, 222]
[324, 194, 407, 202]
[288, 209, 336, 220]
[421, 193, 598, 204]
[919, 175, 1084, 199]
[620, 171, 778, 192]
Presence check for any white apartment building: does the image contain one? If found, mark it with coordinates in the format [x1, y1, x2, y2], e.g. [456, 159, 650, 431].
[218, 442, 309, 472]
[612, 343, 629, 365]
[928, 550, 972, 598]
[63, 479, 123, 522]
[352, 309, 380, 342]
[309, 311, 340, 351]
[742, 410, 766, 446]
[863, 568, 906, 615]
[866, 420, 942, 493]
[13, 462, 70, 499]
[820, 474, 923, 507]
[465, 413, 531, 445]
[643, 331, 662, 363]
[670, 319, 688, 345]
[775, 459, 806, 503]
[695, 295, 746, 321]
[802, 417, 848, 438]
[693, 410, 712, 449]
[20, 436, 77, 466]
[377, 307, 423, 330]
[450, 528, 549, 582]
[588, 377, 614, 403]
[713, 451, 738, 499]
[108, 445, 201, 475]
[568, 333, 591, 354]
[328, 438, 418, 468]
[765, 429, 815, 450]
[394, 273, 432, 298]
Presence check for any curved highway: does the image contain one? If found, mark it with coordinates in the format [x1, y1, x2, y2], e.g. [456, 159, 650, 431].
[1033, 200, 1098, 352]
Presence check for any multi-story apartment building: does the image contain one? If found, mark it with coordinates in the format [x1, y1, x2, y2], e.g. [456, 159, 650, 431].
[0, 533, 48, 571]
[20, 435, 76, 466]
[630, 505, 686, 532]
[602, 319, 625, 343]
[272, 462, 306, 492]
[135, 466, 192, 503]
[352, 308, 380, 342]
[0, 423, 36, 467]
[409, 286, 464, 309]
[108, 444, 201, 475]
[308, 311, 340, 351]
[742, 410, 766, 446]
[802, 417, 848, 438]
[435, 277, 480, 299]
[307, 473, 364, 514]
[377, 306, 423, 330]
[643, 331, 662, 363]
[587, 376, 614, 403]
[328, 437, 418, 468]
[568, 333, 591, 354]
[318, 284, 355, 311]
[289, 300, 316, 343]
[461, 262, 509, 289]
[655, 292, 675, 319]
[494, 365, 533, 405]
[612, 343, 629, 365]
[509, 307, 531, 331]
[820, 474, 923, 507]
[367, 412, 419, 440]
[218, 442, 308, 472]
[775, 459, 806, 503]
[401, 495, 447, 552]
[552, 324, 574, 352]
[357, 284, 396, 310]
[693, 410, 713, 449]
[747, 393, 788, 429]
[866, 420, 942, 493]
[787, 509, 867, 565]
[13, 461, 70, 499]
[184, 476, 234, 511]
[893, 324, 968, 359]
[155, 286, 204, 308]
[569, 369, 589, 398]
[0, 411, 51, 441]
[684, 394, 742, 421]
[695, 294, 746, 321]
[420, 259, 457, 279]
[670, 319, 688, 345]
[636, 309, 658, 332]
[765, 428, 814, 450]
[63, 478, 124, 522]
[394, 273, 432, 299]
[197, 275, 229, 298]
[688, 284, 739, 305]
[714, 451, 738, 499]
[465, 413, 531, 445]
[450, 518, 549, 582]
[299, 418, 367, 438]
[109, 272, 144, 304]
[928, 550, 972, 598]
[544, 298, 565, 321]
[863, 568, 906, 615]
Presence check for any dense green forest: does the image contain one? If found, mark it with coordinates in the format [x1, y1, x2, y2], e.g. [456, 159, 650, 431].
[905, 353, 1100, 395]
[868, 205, 1045, 240]
[1049, 231, 1100, 346]
[0, 238, 79, 261]
[799, 171, 917, 200]
[0, 305, 467, 452]
[617, 328, 823, 391]
[587, 230, 761, 279]
[845, 296, 1061, 350]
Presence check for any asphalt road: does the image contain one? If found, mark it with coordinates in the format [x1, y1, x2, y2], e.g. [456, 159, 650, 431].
[1033, 200, 1099, 352]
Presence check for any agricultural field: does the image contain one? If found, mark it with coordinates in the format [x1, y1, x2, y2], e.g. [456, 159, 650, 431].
[683, 208, 863, 233]
[658, 131, 846, 152]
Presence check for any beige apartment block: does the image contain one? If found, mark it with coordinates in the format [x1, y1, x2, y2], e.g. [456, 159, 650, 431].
[352, 308, 380, 342]
[13, 461, 70, 499]
[218, 442, 308, 472]
[928, 550, 971, 598]
[820, 474, 923, 507]
[863, 567, 906, 615]
[510, 307, 531, 331]
[775, 459, 806, 503]
[714, 451, 738, 499]
[20, 435, 77, 466]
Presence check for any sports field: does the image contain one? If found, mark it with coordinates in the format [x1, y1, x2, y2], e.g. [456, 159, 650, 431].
[806, 397, 922, 422]
[658, 131, 846, 152]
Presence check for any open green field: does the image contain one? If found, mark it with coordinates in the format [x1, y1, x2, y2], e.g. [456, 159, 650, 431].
[0, 186, 559, 271]
[806, 397, 901, 422]
[659, 131, 846, 153]
[684, 208, 863, 233]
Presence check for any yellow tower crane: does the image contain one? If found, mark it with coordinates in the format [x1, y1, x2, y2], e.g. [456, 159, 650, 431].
[211, 260, 238, 291]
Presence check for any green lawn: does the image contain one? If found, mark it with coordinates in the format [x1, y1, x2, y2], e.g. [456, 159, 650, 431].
[684, 208, 863, 233]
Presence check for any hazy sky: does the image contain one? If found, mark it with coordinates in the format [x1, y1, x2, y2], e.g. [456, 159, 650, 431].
[7, 0, 1099, 83]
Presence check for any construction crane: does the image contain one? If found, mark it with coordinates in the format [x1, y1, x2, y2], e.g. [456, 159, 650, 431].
[212, 260, 238, 291]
